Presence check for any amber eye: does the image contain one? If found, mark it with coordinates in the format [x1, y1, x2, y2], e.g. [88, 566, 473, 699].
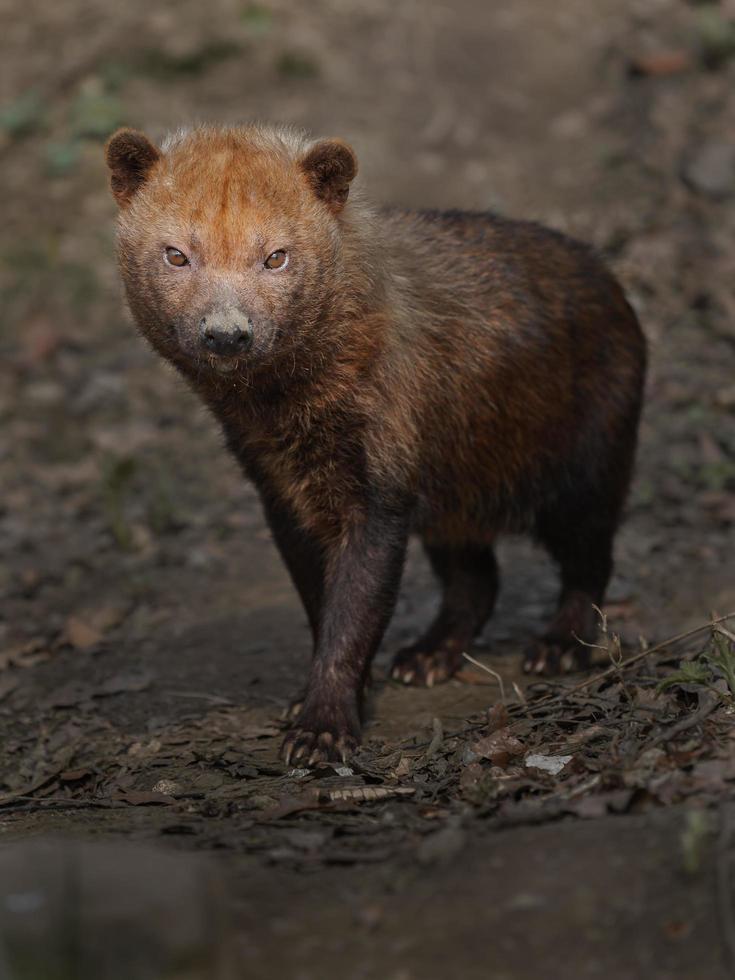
[165, 247, 189, 267]
[264, 249, 288, 270]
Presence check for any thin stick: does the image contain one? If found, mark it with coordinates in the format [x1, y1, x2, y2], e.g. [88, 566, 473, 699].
[494, 611, 735, 721]
[715, 624, 735, 645]
[564, 611, 735, 697]
[462, 652, 507, 703]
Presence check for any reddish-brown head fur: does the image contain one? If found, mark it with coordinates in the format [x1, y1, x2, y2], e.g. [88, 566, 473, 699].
[105, 125, 363, 384]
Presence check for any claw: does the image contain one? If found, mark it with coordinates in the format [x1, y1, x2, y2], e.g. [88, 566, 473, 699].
[280, 722, 358, 768]
[390, 644, 462, 687]
[524, 638, 590, 677]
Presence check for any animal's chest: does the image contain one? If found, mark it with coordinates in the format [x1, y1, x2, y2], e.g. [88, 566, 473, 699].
[245, 413, 366, 538]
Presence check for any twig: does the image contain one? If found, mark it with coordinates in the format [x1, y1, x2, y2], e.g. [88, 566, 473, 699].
[398, 613, 735, 746]
[715, 625, 735, 645]
[561, 612, 735, 699]
[164, 689, 233, 705]
[512, 682, 526, 705]
[461, 653, 507, 703]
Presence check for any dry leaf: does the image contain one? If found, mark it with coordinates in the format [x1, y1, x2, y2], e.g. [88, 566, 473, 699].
[65, 616, 102, 651]
[565, 724, 608, 747]
[1, 637, 51, 669]
[59, 768, 93, 783]
[486, 702, 509, 732]
[65, 604, 129, 651]
[472, 727, 524, 767]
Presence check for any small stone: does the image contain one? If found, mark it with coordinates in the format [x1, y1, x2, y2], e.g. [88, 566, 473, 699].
[682, 141, 735, 198]
[152, 779, 182, 796]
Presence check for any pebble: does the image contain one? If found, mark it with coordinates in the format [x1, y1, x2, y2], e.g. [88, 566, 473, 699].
[682, 141, 735, 198]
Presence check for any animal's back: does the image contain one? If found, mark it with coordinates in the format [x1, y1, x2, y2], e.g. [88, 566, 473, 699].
[378, 209, 646, 541]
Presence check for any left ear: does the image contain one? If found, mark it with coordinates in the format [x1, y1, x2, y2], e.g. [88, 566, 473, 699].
[300, 139, 358, 213]
[105, 128, 161, 207]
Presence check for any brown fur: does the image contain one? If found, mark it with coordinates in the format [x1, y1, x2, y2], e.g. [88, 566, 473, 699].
[106, 124, 647, 764]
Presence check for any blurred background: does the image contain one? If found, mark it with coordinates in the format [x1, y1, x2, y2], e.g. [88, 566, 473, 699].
[1, 1, 735, 977]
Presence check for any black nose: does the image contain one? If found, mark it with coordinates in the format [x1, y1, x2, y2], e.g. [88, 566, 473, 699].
[200, 316, 253, 356]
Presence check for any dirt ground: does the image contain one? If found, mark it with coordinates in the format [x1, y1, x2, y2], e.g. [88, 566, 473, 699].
[1, 0, 735, 977]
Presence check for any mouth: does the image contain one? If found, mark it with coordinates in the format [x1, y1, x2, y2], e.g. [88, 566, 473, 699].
[207, 355, 241, 375]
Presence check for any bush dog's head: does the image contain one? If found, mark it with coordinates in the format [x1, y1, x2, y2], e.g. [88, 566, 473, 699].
[105, 126, 358, 380]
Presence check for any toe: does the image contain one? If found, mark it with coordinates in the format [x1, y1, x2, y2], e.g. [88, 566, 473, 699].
[523, 642, 561, 676]
[390, 648, 458, 686]
[281, 725, 358, 767]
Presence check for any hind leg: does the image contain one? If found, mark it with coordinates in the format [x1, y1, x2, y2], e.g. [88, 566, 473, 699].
[391, 543, 499, 686]
[523, 508, 615, 676]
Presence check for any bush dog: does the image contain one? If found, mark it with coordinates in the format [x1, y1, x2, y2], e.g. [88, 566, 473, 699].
[106, 125, 646, 765]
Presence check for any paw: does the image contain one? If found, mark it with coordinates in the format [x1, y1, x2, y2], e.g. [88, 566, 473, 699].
[281, 707, 360, 766]
[522, 639, 590, 676]
[390, 644, 461, 687]
[281, 727, 358, 766]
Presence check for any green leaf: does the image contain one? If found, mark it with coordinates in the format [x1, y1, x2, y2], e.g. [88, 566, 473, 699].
[704, 634, 735, 695]
[657, 660, 712, 692]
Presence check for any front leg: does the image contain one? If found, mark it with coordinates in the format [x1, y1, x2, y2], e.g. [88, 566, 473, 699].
[260, 492, 325, 643]
[282, 494, 410, 766]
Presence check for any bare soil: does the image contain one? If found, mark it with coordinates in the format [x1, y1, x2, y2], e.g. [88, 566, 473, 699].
[1, 1, 735, 977]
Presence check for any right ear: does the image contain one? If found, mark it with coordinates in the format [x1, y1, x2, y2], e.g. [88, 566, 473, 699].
[105, 129, 161, 207]
[299, 139, 358, 213]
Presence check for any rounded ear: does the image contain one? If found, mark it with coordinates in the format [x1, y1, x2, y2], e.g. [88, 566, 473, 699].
[105, 129, 161, 207]
[300, 139, 358, 213]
